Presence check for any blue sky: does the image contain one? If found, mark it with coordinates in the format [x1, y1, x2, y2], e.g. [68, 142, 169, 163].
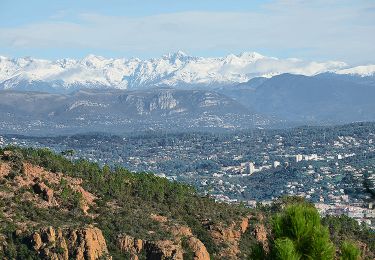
[0, 0, 374, 64]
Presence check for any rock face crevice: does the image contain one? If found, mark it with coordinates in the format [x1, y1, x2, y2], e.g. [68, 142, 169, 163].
[30, 226, 110, 260]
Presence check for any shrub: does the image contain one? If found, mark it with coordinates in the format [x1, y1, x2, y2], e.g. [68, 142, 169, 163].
[6, 151, 25, 179]
[340, 241, 360, 260]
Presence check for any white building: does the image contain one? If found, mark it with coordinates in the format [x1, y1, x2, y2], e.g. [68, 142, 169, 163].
[245, 162, 255, 175]
[273, 161, 281, 168]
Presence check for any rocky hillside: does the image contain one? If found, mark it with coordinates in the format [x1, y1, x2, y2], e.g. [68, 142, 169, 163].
[0, 148, 374, 259]
[0, 88, 260, 135]
[0, 148, 263, 259]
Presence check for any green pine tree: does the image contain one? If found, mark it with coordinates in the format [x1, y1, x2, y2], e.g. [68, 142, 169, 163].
[273, 203, 335, 260]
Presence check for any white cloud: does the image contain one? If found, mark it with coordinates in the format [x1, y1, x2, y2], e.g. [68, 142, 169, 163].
[0, 0, 374, 63]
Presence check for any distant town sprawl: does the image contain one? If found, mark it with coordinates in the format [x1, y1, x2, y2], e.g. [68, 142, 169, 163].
[1, 122, 374, 228]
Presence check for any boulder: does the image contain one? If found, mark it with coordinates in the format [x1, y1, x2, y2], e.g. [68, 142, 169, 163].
[33, 182, 55, 204]
[145, 240, 183, 260]
[1, 151, 13, 160]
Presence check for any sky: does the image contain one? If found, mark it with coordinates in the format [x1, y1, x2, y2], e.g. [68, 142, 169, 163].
[0, 0, 374, 65]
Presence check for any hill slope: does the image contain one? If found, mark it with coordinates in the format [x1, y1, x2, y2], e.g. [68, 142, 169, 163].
[0, 148, 374, 259]
[0, 148, 255, 259]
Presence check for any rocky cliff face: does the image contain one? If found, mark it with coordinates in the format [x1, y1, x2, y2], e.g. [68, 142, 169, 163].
[24, 223, 213, 260]
[117, 235, 143, 259]
[207, 215, 252, 258]
[30, 226, 110, 260]
[117, 214, 210, 260]
[117, 234, 210, 260]
[253, 214, 269, 254]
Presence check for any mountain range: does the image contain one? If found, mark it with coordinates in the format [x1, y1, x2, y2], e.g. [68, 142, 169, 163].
[0, 52, 375, 134]
[1, 51, 374, 92]
[219, 73, 375, 123]
[0, 88, 259, 135]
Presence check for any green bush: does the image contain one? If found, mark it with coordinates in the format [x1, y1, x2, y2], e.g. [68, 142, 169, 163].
[322, 215, 374, 255]
[4, 150, 25, 179]
[340, 241, 360, 260]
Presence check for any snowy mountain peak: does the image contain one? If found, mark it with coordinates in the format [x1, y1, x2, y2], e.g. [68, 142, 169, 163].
[238, 51, 264, 60]
[82, 54, 106, 62]
[0, 51, 373, 92]
[336, 65, 375, 77]
[163, 50, 191, 62]
[173, 50, 188, 57]
[81, 54, 109, 68]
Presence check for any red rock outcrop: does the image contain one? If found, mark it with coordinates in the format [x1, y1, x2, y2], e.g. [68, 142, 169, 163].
[146, 240, 184, 260]
[33, 181, 56, 204]
[12, 162, 96, 214]
[187, 236, 210, 260]
[208, 215, 252, 259]
[151, 214, 210, 260]
[30, 226, 110, 260]
[117, 234, 144, 259]
[117, 235, 184, 260]
[117, 214, 210, 260]
[254, 223, 269, 253]
[0, 162, 11, 178]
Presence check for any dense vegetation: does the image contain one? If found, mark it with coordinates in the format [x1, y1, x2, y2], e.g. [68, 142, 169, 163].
[0, 147, 374, 259]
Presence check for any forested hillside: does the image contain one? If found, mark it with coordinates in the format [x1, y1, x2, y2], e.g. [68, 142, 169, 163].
[0, 147, 373, 259]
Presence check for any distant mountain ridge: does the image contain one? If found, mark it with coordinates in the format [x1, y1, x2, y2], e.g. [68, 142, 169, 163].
[1, 51, 374, 92]
[220, 73, 375, 124]
[1, 51, 375, 133]
[0, 88, 260, 135]
[1, 72, 375, 134]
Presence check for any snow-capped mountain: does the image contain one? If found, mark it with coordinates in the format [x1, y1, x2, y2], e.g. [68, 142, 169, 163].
[336, 65, 375, 77]
[0, 51, 374, 92]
